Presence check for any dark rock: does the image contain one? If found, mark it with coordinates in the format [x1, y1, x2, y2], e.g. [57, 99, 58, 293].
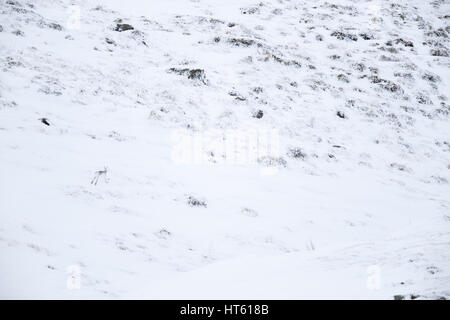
[105, 38, 116, 45]
[337, 111, 346, 119]
[394, 295, 405, 300]
[39, 118, 50, 126]
[115, 23, 134, 32]
[253, 110, 264, 119]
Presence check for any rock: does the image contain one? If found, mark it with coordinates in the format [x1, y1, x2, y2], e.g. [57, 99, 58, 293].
[253, 110, 264, 119]
[115, 23, 134, 32]
[105, 38, 116, 45]
[39, 118, 50, 126]
[337, 111, 346, 119]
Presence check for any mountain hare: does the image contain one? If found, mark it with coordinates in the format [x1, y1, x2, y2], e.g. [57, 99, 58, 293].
[91, 167, 109, 185]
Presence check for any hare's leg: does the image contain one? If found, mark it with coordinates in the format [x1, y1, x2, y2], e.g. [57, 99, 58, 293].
[92, 175, 99, 185]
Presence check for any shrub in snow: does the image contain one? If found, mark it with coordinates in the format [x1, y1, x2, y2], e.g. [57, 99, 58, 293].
[187, 196, 207, 208]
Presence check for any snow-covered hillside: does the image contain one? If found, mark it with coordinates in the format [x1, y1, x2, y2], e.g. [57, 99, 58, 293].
[0, 0, 449, 299]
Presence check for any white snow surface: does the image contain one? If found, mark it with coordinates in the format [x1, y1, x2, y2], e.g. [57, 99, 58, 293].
[0, 0, 449, 299]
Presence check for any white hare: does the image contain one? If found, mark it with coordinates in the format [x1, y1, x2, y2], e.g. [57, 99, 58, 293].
[91, 167, 109, 185]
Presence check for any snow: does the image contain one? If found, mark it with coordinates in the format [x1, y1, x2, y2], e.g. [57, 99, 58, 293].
[0, 0, 449, 299]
